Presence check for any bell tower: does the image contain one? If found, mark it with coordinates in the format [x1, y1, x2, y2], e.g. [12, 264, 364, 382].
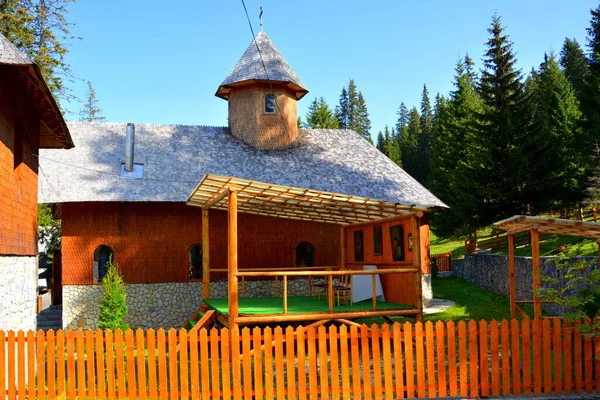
[216, 32, 308, 150]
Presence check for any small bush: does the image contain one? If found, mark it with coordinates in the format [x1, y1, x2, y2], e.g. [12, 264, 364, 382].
[98, 259, 129, 331]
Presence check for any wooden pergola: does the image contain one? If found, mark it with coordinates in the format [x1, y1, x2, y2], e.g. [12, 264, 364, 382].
[496, 215, 600, 320]
[187, 174, 430, 329]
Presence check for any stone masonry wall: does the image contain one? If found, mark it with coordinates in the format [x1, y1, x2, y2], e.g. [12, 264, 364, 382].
[63, 278, 313, 330]
[453, 253, 597, 315]
[0, 256, 37, 331]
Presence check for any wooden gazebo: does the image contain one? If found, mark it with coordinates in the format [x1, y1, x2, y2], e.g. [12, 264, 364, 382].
[496, 215, 600, 320]
[186, 174, 431, 329]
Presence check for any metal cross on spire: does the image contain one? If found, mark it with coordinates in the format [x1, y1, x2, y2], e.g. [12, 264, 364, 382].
[259, 6, 263, 32]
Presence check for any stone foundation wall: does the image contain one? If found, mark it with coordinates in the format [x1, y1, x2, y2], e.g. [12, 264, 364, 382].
[0, 256, 37, 331]
[63, 279, 312, 330]
[453, 254, 597, 315]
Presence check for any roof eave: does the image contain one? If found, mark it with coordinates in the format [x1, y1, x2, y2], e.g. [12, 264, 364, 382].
[215, 79, 309, 100]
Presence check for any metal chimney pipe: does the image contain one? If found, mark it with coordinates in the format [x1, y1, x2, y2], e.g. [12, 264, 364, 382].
[125, 123, 135, 172]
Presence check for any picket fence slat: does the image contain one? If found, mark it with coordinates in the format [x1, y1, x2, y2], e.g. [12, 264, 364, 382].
[3, 319, 600, 400]
[522, 319, 532, 395]
[403, 322, 415, 399]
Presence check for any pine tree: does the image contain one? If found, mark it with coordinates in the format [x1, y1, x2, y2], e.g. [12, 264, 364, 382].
[305, 97, 339, 129]
[469, 14, 532, 227]
[560, 38, 589, 101]
[78, 81, 106, 122]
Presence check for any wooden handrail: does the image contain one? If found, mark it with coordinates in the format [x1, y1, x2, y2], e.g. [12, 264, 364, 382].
[236, 268, 418, 277]
[210, 266, 342, 273]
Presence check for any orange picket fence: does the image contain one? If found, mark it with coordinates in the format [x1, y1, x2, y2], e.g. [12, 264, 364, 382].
[431, 253, 452, 272]
[1, 319, 599, 399]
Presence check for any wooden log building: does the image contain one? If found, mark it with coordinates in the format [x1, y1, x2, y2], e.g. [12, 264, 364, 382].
[38, 31, 447, 329]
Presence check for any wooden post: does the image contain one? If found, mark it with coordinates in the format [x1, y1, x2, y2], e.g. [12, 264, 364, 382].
[228, 186, 239, 329]
[328, 275, 334, 312]
[372, 274, 377, 311]
[531, 228, 541, 320]
[412, 215, 423, 322]
[340, 227, 346, 269]
[508, 233, 516, 320]
[283, 276, 288, 314]
[202, 208, 210, 299]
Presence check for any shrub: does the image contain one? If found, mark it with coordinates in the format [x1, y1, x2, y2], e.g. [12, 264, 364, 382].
[98, 258, 129, 331]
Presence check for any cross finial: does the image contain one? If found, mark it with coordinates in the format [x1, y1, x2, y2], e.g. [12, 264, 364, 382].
[259, 6, 263, 32]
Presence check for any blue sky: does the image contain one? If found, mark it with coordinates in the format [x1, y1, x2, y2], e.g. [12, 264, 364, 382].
[63, 1, 598, 138]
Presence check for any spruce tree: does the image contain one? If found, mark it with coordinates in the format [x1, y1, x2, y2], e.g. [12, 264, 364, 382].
[0, 0, 78, 104]
[376, 131, 386, 154]
[560, 38, 589, 101]
[336, 80, 372, 142]
[305, 97, 339, 129]
[98, 260, 129, 331]
[418, 84, 433, 186]
[582, 4, 600, 144]
[335, 87, 349, 129]
[384, 126, 402, 166]
[400, 107, 422, 181]
[430, 56, 482, 236]
[0, 0, 34, 49]
[529, 54, 586, 209]
[470, 14, 532, 227]
[78, 81, 106, 122]
[395, 102, 409, 141]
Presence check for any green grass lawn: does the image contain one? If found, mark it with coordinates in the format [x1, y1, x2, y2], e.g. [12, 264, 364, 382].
[426, 276, 534, 322]
[357, 276, 534, 325]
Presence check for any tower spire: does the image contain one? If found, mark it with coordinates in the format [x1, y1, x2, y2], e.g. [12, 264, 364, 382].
[259, 6, 263, 32]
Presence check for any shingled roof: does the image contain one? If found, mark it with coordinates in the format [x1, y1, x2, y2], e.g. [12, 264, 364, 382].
[216, 32, 308, 100]
[38, 122, 447, 210]
[0, 33, 73, 148]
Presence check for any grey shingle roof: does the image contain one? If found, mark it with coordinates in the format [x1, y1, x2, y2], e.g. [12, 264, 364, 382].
[216, 32, 308, 99]
[0, 33, 33, 65]
[38, 122, 447, 210]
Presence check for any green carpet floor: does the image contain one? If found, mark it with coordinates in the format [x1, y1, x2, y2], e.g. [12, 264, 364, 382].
[204, 296, 412, 315]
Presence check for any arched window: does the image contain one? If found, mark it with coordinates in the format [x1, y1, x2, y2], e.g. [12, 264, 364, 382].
[296, 241, 315, 267]
[93, 245, 113, 283]
[189, 244, 203, 279]
[264, 94, 276, 114]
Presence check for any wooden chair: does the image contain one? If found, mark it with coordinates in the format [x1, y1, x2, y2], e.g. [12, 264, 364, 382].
[309, 275, 328, 300]
[332, 272, 352, 306]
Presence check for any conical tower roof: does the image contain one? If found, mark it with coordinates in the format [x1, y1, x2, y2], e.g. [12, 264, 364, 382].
[216, 32, 308, 100]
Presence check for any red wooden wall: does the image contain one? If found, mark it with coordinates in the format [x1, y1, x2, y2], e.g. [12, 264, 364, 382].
[0, 66, 41, 256]
[344, 214, 431, 305]
[60, 202, 341, 285]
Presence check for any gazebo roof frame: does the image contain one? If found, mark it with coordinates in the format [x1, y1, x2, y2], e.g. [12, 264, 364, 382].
[496, 215, 600, 321]
[186, 174, 429, 225]
[496, 215, 600, 240]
